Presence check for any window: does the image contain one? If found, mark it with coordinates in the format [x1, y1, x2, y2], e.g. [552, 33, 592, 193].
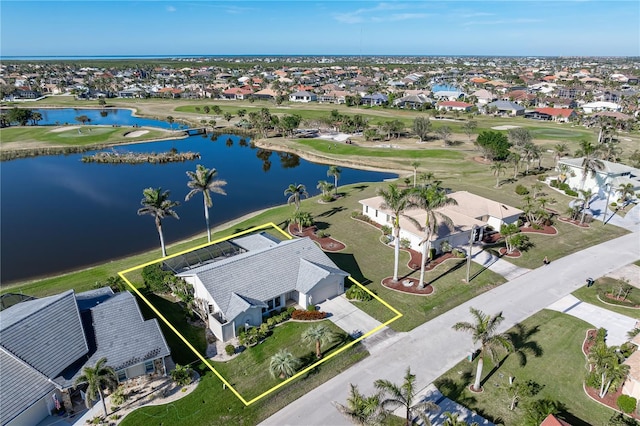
[267, 299, 274, 310]
[117, 370, 127, 382]
[274, 297, 282, 308]
[208, 304, 214, 314]
[145, 360, 154, 374]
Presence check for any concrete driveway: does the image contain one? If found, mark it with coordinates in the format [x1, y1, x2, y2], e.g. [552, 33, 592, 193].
[317, 295, 383, 341]
[547, 294, 638, 346]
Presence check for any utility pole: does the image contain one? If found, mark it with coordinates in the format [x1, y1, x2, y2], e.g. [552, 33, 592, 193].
[465, 225, 477, 283]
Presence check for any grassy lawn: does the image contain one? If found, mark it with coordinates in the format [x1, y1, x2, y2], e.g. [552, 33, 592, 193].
[211, 320, 351, 400]
[120, 343, 368, 426]
[0, 125, 172, 147]
[573, 277, 640, 317]
[435, 309, 616, 426]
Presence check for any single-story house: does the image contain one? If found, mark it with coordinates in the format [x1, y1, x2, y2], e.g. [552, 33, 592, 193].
[393, 94, 434, 109]
[222, 86, 253, 100]
[359, 191, 522, 254]
[0, 288, 171, 426]
[178, 236, 348, 342]
[118, 87, 146, 98]
[556, 157, 640, 200]
[534, 107, 577, 122]
[318, 90, 349, 104]
[289, 90, 317, 103]
[252, 88, 278, 101]
[432, 90, 466, 101]
[580, 101, 621, 113]
[437, 101, 473, 112]
[486, 100, 525, 116]
[361, 93, 388, 106]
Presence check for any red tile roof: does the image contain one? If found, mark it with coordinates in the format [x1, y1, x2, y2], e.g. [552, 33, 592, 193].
[439, 101, 473, 108]
[540, 414, 572, 426]
[535, 107, 575, 118]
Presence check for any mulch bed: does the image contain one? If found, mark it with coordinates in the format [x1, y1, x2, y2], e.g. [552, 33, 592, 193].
[498, 248, 521, 257]
[582, 329, 640, 420]
[520, 224, 558, 235]
[288, 224, 346, 252]
[381, 277, 434, 295]
[558, 217, 590, 228]
[405, 249, 456, 271]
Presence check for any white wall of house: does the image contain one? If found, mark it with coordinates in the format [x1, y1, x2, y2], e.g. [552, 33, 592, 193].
[7, 394, 51, 426]
[362, 205, 391, 227]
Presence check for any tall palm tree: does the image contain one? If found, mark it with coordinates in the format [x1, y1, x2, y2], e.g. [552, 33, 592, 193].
[166, 115, 174, 130]
[327, 165, 342, 196]
[185, 165, 227, 242]
[302, 323, 334, 359]
[410, 161, 421, 187]
[74, 357, 118, 417]
[284, 183, 309, 211]
[575, 140, 605, 190]
[377, 184, 414, 282]
[507, 152, 521, 179]
[334, 384, 385, 426]
[374, 367, 438, 426]
[452, 308, 514, 391]
[578, 188, 594, 224]
[137, 187, 180, 257]
[410, 185, 457, 288]
[269, 349, 300, 379]
[490, 161, 506, 188]
[553, 143, 568, 166]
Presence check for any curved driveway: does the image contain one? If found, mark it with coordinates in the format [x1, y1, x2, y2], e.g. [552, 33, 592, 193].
[261, 231, 640, 425]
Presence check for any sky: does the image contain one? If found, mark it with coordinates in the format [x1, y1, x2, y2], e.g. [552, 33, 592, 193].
[1, 1, 639, 57]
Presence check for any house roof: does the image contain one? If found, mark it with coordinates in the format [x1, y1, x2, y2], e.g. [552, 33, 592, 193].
[624, 349, 640, 382]
[487, 100, 525, 111]
[438, 101, 472, 108]
[180, 238, 347, 321]
[359, 191, 522, 239]
[558, 157, 640, 177]
[0, 290, 88, 378]
[232, 232, 281, 252]
[535, 107, 575, 118]
[540, 414, 572, 426]
[67, 291, 171, 383]
[290, 90, 316, 97]
[0, 350, 56, 425]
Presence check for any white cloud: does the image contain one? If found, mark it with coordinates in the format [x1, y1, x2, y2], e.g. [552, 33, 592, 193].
[166, 5, 176, 12]
[334, 2, 430, 24]
[462, 18, 542, 26]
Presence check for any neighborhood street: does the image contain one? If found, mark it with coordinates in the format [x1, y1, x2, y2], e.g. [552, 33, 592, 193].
[261, 228, 640, 425]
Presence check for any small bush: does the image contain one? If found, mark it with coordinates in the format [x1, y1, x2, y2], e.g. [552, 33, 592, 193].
[452, 248, 466, 258]
[537, 174, 547, 181]
[351, 211, 361, 218]
[225, 344, 235, 356]
[617, 395, 637, 413]
[550, 179, 559, 188]
[110, 386, 127, 406]
[400, 237, 411, 249]
[621, 342, 636, 358]
[321, 194, 334, 202]
[611, 202, 618, 208]
[515, 184, 530, 195]
[266, 317, 277, 328]
[170, 364, 193, 386]
[565, 189, 578, 197]
[346, 285, 373, 301]
[316, 230, 329, 238]
[291, 310, 328, 320]
[381, 225, 392, 235]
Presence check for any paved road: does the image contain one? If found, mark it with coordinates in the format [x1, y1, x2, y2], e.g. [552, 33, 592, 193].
[261, 231, 640, 425]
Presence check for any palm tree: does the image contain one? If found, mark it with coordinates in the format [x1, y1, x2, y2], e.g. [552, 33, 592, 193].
[410, 185, 457, 288]
[588, 341, 629, 398]
[576, 140, 605, 190]
[302, 323, 334, 359]
[327, 165, 341, 196]
[284, 183, 309, 211]
[137, 187, 180, 257]
[185, 165, 227, 242]
[452, 308, 514, 392]
[166, 115, 175, 130]
[334, 384, 385, 426]
[553, 143, 568, 166]
[374, 367, 438, 426]
[490, 161, 506, 188]
[317, 180, 334, 198]
[578, 188, 594, 224]
[74, 357, 118, 417]
[269, 349, 300, 379]
[507, 152, 521, 179]
[410, 161, 421, 187]
[377, 184, 414, 282]
[617, 183, 636, 204]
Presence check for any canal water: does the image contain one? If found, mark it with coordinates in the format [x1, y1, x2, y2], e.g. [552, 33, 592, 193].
[1, 110, 396, 284]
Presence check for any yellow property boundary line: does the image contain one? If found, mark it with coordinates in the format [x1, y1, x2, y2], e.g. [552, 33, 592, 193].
[118, 222, 402, 406]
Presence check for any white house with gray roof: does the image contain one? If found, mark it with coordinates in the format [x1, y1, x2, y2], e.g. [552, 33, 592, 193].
[178, 237, 348, 342]
[0, 289, 171, 426]
[557, 157, 640, 200]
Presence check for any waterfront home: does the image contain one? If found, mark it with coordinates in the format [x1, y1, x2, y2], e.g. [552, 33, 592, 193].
[177, 236, 348, 342]
[359, 191, 522, 254]
[556, 157, 640, 200]
[0, 288, 171, 426]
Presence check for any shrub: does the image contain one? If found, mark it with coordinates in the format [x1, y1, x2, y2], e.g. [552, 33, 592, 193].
[565, 189, 578, 197]
[316, 230, 330, 238]
[351, 211, 361, 218]
[142, 264, 171, 293]
[537, 174, 547, 181]
[515, 184, 530, 195]
[550, 179, 559, 188]
[452, 248, 466, 258]
[321, 194, 334, 202]
[400, 237, 411, 249]
[266, 317, 277, 328]
[110, 386, 127, 406]
[617, 395, 637, 413]
[225, 344, 235, 356]
[170, 364, 193, 386]
[345, 285, 373, 301]
[291, 310, 328, 320]
[381, 225, 392, 235]
[611, 202, 618, 208]
[621, 342, 636, 358]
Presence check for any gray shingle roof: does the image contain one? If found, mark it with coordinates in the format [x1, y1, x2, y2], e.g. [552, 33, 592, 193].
[232, 232, 281, 252]
[0, 349, 56, 425]
[180, 238, 347, 321]
[68, 291, 170, 382]
[487, 100, 525, 111]
[0, 290, 88, 378]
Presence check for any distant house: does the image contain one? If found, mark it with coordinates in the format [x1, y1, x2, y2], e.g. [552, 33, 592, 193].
[252, 88, 278, 101]
[0, 288, 171, 426]
[318, 90, 348, 104]
[289, 90, 317, 103]
[177, 236, 348, 342]
[486, 100, 525, 116]
[437, 101, 473, 112]
[581, 101, 621, 113]
[432, 90, 466, 101]
[222, 86, 253, 100]
[393, 94, 434, 109]
[533, 107, 577, 122]
[471, 89, 496, 105]
[118, 87, 146, 98]
[361, 93, 388, 106]
[359, 191, 522, 254]
[556, 157, 640, 199]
